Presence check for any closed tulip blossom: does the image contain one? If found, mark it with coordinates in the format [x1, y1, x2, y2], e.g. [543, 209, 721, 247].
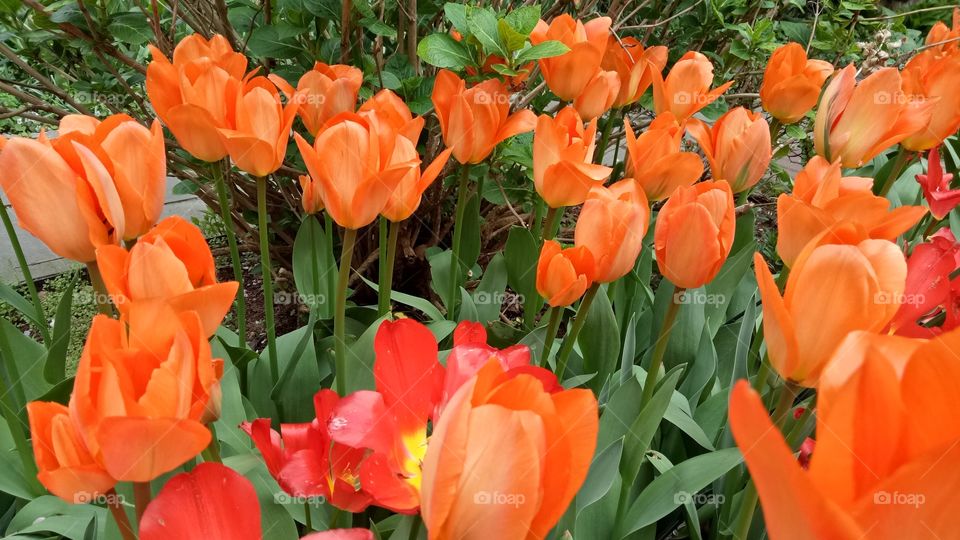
[533, 106, 611, 208]
[420, 358, 598, 540]
[759, 43, 834, 124]
[529, 15, 611, 102]
[300, 174, 324, 214]
[218, 76, 298, 177]
[652, 51, 733, 122]
[536, 240, 596, 307]
[95, 216, 239, 337]
[730, 327, 960, 539]
[776, 156, 926, 267]
[431, 70, 536, 164]
[601, 36, 668, 108]
[814, 65, 934, 168]
[146, 34, 246, 161]
[573, 69, 621, 120]
[915, 146, 960, 219]
[688, 107, 772, 193]
[575, 180, 650, 283]
[887, 228, 960, 337]
[924, 7, 960, 56]
[654, 180, 736, 289]
[900, 49, 960, 151]
[69, 303, 223, 482]
[359, 89, 426, 143]
[270, 62, 363, 137]
[755, 226, 907, 387]
[623, 113, 704, 201]
[295, 112, 422, 229]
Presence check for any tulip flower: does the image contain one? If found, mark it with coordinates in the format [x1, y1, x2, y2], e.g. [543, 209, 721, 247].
[537, 240, 596, 307]
[652, 51, 733, 122]
[358, 89, 425, 143]
[573, 69, 621, 121]
[242, 390, 372, 512]
[916, 146, 960, 219]
[379, 146, 452, 223]
[302, 531, 375, 540]
[623, 113, 704, 201]
[900, 49, 960, 151]
[729, 327, 960, 539]
[218, 76, 298, 177]
[601, 36, 668, 108]
[654, 180, 735, 289]
[529, 15, 611, 102]
[26, 401, 116, 503]
[146, 34, 246, 161]
[755, 227, 907, 387]
[575, 180, 650, 283]
[140, 463, 261, 540]
[887, 228, 960, 337]
[70, 304, 222, 482]
[431, 69, 537, 164]
[295, 112, 421, 229]
[776, 156, 926, 267]
[270, 62, 363, 136]
[688, 107, 772, 193]
[759, 43, 834, 124]
[95, 216, 239, 337]
[420, 358, 598, 540]
[300, 174, 324, 214]
[533, 106, 611, 208]
[814, 65, 934, 168]
[924, 7, 960, 55]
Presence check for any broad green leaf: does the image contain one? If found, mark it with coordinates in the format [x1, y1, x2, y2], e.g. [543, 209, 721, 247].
[360, 17, 398, 38]
[622, 368, 682, 484]
[43, 272, 78, 383]
[514, 40, 570, 64]
[498, 19, 527, 53]
[108, 12, 153, 45]
[443, 3, 469, 35]
[466, 6, 508, 57]
[417, 33, 473, 69]
[577, 437, 623, 512]
[292, 216, 337, 319]
[473, 253, 508, 324]
[579, 286, 619, 390]
[247, 25, 303, 59]
[362, 275, 446, 322]
[503, 5, 541, 35]
[503, 226, 539, 319]
[0, 281, 43, 329]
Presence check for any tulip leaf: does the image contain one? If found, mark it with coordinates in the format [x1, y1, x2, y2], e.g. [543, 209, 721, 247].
[466, 6, 508, 58]
[361, 275, 446, 322]
[503, 5, 541, 35]
[42, 271, 77, 384]
[514, 40, 571, 64]
[345, 315, 389, 393]
[1, 318, 50, 402]
[473, 253, 508, 324]
[417, 33, 473, 69]
[292, 216, 337, 319]
[0, 281, 43, 330]
[457, 287, 479, 323]
[621, 367, 682, 485]
[620, 448, 744, 537]
[646, 450, 706, 540]
[579, 286, 620, 390]
[577, 437, 624, 512]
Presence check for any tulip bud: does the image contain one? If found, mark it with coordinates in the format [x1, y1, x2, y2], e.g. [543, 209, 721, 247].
[575, 180, 650, 283]
[529, 15, 611, 102]
[536, 240, 595, 307]
[688, 107, 771, 193]
[623, 113, 703, 201]
[533, 106, 611, 208]
[759, 43, 833, 124]
[652, 51, 732, 122]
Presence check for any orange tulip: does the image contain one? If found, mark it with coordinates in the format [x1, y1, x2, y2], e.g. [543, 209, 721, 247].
[269, 62, 362, 137]
[652, 51, 733, 122]
[900, 49, 960, 151]
[95, 216, 239, 337]
[814, 65, 934, 168]
[776, 156, 926, 267]
[358, 89, 425, 143]
[300, 174, 324, 214]
[26, 401, 116, 503]
[380, 145, 453, 223]
[572, 70, 621, 121]
[623, 113, 704, 201]
[533, 106, 611, 207]
[146, 34, 246, 161]
[420, 359, 598, 540]
[654, 180, 735, 289]
[688, 107, 771, 193]
[759, 43, 834, 124]
[536, 240, 595, 307]
[295, 112, 421, 229]
[924, 7, 960, 55]
[574, 179, 650, 283]
[218, 76, 298, 177]
[529, 15, 611, 102]
[730, 327, 960, 539]
[755, 227, 907, 387]
[431, 70, 536, 164]
[70, 304, 222, 482]
[601, 37, 668, 108]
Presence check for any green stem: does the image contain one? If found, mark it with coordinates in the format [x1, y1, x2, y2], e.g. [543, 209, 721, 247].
[85, 263, 113, 316]
[554, 283, 600, 379]
[409, 516, 422, 540]
[878, 147, 913, 197]
[541, 206, 563, 241]
[257, 177, 278, 384]
[447, 164, 471, 320]
[594, 107, 619, 163]
[768, 117, 782, 143]
[731, 380, 799, 539]
[107, 490, 136, 540]
[539, 305, 563, 368]
[334, 228, 358, 396]
[303, 500, 313, 533]
[201, 423, 222, 464]
[640, 286, 684, 407]
[133, 481, 151, 523]
[0, 202, 50, 344]
[378, 219, 400, 317]
[212, 160, 247, 347]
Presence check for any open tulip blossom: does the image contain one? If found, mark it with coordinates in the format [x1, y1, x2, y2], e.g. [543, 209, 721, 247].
[1, 4, 959, 540]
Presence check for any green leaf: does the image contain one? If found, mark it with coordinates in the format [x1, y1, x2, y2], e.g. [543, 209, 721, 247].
[361, 276, 446, 322]
[620, 448, 744, 536]
[360, 17, 398, 38]
[247, 25, 303, 59]
[345, 315, 389, 392]
[43, 272, 78, 383]
[577, 437, 623, 512]
[443, 3, 469, 35]
[514, 40, 570, 64]
[417, 33, 473, 69]
[503, 5, 541, 35]
[490, 62, 522, 77]
[0, 281, 43, 329]
[498, 19, 527, 53]
[622, 368, 682, 484]
[457, 288, 479, 322]
[108, 12, 154, 45]
[473, 253, 508, 324]
[503, 226, 539, 315]
[292, 216, 337, 319]
[579, 286, 620, 390]
[467, 6, 508, 57]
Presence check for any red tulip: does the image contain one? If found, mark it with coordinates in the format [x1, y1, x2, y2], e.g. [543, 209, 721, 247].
[915, 146, 960, 219]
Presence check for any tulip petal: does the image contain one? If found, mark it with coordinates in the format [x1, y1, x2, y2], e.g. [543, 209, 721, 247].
[168, 282, 240, 337]
[97, 417, 211, 481]
[301, 530, 375, 540]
